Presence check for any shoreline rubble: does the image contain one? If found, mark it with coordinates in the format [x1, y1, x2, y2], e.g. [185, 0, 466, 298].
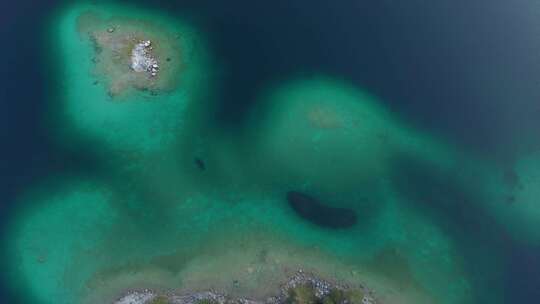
[113, 270, 377, 304]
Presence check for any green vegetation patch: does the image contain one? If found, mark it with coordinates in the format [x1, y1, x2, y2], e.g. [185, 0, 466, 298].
[150, 295, 171, 304]
[321, 289, 365, 304]
[286, 283, 318, 304]
[197, 299, 220, 304]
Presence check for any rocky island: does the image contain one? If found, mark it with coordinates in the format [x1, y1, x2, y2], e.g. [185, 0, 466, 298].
[49, 2, 212, 153]
[77, 9, 184, 97]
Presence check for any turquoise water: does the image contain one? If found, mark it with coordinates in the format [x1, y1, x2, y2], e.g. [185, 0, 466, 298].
[3, 1, 539, 304]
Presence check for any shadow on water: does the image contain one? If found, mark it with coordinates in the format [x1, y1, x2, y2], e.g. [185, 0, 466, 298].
[390, 154, 512, 303]
[286, 191, 358, 229]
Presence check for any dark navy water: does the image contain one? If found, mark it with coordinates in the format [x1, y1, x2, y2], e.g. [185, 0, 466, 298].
[2, 1, 540, 303]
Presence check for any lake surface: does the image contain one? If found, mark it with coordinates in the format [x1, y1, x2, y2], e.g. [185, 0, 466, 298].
[2, 1, 540, 303]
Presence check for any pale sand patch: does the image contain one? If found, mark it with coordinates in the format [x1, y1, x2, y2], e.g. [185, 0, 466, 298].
[307, 105, 343, 129]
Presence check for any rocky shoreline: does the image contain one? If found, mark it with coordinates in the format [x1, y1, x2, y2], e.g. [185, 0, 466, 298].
[113, 270, 377, 304]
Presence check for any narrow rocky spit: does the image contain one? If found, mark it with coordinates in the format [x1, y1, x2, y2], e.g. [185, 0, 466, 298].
[113, 270, 377, 304]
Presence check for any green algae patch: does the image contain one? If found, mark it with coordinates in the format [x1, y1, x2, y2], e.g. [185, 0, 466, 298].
[49, 2, 212, 153]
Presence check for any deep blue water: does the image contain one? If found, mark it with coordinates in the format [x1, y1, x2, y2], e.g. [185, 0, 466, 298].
[2, 0, 540, 303]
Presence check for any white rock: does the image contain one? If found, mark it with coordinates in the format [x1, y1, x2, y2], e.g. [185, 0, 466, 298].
[114, 291, 156, 304]
[131, 41, 159, 76]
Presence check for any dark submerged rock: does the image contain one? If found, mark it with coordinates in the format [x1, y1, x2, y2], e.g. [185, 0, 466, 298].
[194, 157, 206, 171]
[286, 191, 357, 229]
